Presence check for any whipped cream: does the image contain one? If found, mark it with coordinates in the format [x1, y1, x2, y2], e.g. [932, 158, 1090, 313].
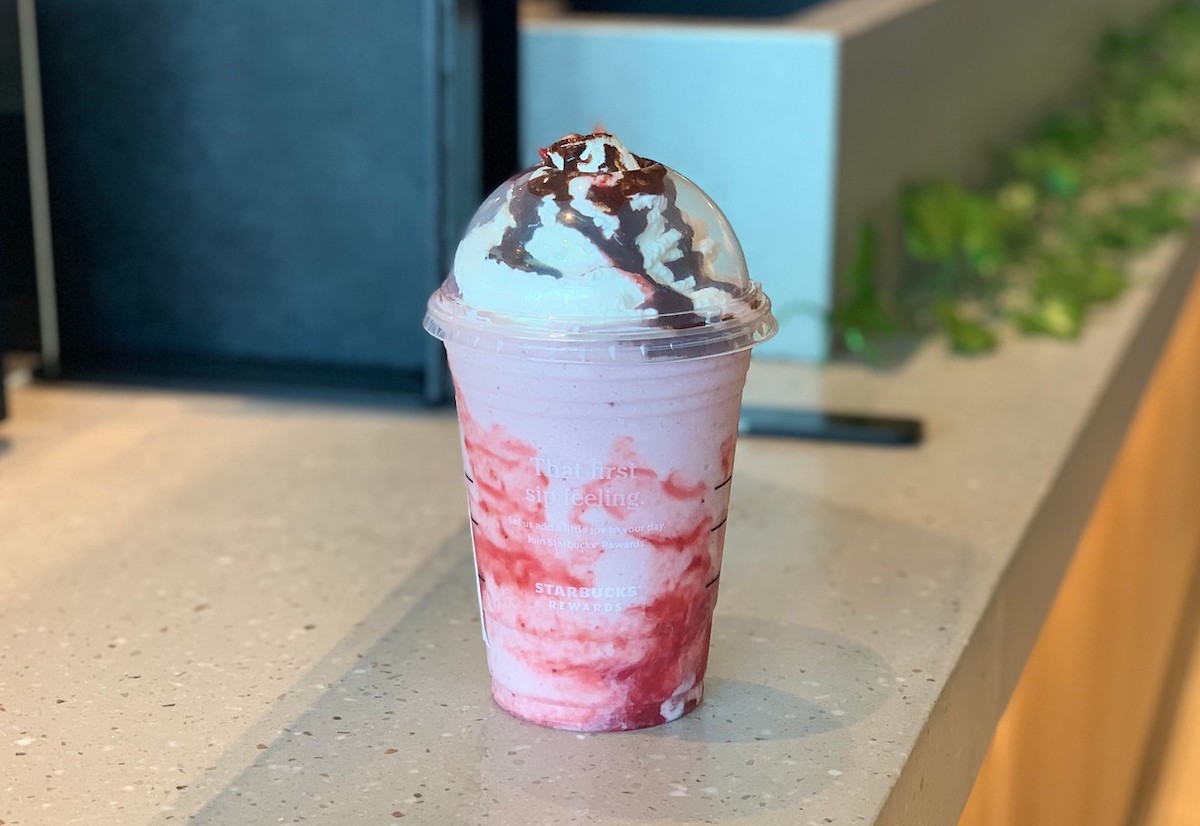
[451, 133, 740, 327]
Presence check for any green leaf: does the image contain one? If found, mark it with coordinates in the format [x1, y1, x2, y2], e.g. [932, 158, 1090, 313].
[1015, 296, 1085, 338]
[1082, 263, 1126, 302]
[995, 181, 1039, 219]
[1045, 163, 1082, 199]
[961, 197, 1008, 275]
[902, 182, 970, 262]
[1038, 112, 1104, 155]
[829, 224, 899, 362]
[843, 222, 879, 298]
[1094, 188, 1193, 250]
[948, 319, 999, 353]
[843, 326, 868, 356]
[933, 300, 998, 354]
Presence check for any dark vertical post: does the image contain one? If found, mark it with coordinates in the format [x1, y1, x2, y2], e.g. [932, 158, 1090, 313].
[480, 0, 518, 194]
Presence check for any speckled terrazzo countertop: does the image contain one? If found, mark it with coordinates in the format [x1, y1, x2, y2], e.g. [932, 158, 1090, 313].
[2, 234, 1198, 826]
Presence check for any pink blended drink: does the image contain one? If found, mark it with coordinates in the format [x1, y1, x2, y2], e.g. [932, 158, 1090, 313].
[425, 133, 776, 731]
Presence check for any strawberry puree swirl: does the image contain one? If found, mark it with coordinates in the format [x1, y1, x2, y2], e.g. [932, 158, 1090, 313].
[456, 384, 735, 731]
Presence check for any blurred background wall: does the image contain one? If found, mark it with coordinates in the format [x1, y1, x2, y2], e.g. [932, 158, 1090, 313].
[2, 0, 501, 400]
[0, 0, 1184, 396]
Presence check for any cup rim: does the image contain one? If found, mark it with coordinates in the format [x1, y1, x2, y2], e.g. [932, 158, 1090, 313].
[423, 281, 778, 363]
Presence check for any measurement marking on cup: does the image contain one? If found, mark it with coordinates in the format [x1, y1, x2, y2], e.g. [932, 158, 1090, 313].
[470, 514, 480, 527]
[714, 475, 733, 491]
[710, 516, 728, 533]
[464, 472, 475, 485]
[705, 574, 721, 589]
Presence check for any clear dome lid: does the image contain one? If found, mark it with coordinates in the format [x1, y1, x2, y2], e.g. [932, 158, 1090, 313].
[424, 133, 776, 362]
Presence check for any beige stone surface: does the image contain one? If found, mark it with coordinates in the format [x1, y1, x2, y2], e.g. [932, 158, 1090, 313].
[0, 232, 1196, 824]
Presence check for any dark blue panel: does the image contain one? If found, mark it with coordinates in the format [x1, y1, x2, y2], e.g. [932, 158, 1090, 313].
[39, 0, 441, 372]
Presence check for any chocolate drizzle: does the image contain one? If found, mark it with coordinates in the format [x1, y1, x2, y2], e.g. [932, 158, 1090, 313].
[660, 175, 735, 299]
[488, 165, 564, 279]
[486, 133, 733, 327]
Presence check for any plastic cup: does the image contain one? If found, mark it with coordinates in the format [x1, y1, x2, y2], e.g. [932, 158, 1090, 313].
[425, 134, 776, 731]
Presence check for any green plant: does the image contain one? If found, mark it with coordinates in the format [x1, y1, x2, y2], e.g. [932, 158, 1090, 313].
[835, 2, 1200, 358]
[828, 225, 898, 359]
